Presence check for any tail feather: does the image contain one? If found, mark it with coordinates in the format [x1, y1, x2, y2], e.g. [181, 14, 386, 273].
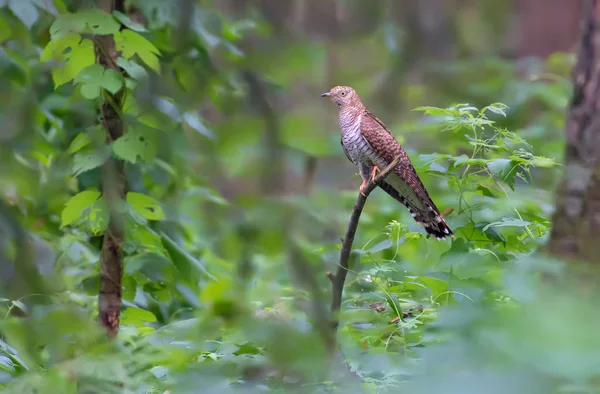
[378, 181, 454, 240]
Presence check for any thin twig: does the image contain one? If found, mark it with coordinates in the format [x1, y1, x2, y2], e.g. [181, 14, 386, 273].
[330, 156, 402, 329]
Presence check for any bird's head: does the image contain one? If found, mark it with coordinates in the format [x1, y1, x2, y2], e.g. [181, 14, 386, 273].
[321, 86, 361, 109]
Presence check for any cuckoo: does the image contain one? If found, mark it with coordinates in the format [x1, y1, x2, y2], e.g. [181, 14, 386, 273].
[321, 86, 453, 240]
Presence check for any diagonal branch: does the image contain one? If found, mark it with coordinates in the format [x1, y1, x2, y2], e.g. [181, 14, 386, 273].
[329, 156, 402, 329]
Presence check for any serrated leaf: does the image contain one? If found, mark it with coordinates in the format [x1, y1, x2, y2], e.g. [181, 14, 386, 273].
[114, 30, 160, 72]
[111, 125, 158, 164]
[127, 192, 164, 221]
[73, 146, 111, 176]
[74, 64, 123, 99]
[61, 190, 101, 227]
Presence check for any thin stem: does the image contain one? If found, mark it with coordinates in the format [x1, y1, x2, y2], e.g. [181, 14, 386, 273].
[329, 156, 402, 329]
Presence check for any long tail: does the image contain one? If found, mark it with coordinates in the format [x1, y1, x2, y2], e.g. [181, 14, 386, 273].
[378, 182, 454, 240]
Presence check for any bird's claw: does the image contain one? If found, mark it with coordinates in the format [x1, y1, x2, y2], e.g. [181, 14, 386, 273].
[360, 180, 368, 197]
[370, 166, 380, 181]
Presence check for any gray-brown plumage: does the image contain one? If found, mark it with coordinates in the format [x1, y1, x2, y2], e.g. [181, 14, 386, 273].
[321, 85, 453, 239]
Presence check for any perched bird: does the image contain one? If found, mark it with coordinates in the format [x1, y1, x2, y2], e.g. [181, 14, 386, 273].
[321, 86, 453, 239]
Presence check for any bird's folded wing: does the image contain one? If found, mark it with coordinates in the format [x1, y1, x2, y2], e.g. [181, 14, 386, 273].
[360, 111, 437, 211]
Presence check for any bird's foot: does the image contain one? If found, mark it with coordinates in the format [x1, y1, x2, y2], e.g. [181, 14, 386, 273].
[359, 179, 368, 197]
[370, 166, 380, 181]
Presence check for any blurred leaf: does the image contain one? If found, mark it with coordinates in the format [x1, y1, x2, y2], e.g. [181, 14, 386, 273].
[487, 159, 519, 190]
[74, 64, 124, 99]
[160, 232, 216, 282]
[49, 9, 119, 39]
[116, 57, 148, 80]
[73, 145, 111, 176]
[122, 307, 157, 327]
[8, 0, 39, 29]
[40, 33, 95, 87]
[114, 30, 160, 72]
[482, 218, 532, 231]
[87, 198, 109, 235]
[111, 125, 158, 164]
[112, 10, 148, 32]
[127, 192, 165, 221]
[61, 190, 100, 227]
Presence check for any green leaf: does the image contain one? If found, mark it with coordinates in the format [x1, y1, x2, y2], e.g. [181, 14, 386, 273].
[127, 225, 163, 252]
[73, 146, 111, 176]
[483, 103, 509, 117]
[476, 185, 498, 198]
[183, 112, 215, 139]
[114, 30, 160, 72]
[61, 190, 101, 228]
[116, 57, 148, 80]
[40, 33, 94, 87]
[67, 125, 106, 154]
[112, 10, 148, 32]
[529, 155, 558, 168]
[474, 222, 506, 245]
[0, 355, 15, 372]
[49, 9, 120, 39]
[125, 252, 172, 282]
[121, 307, 157, 327]
[87, 198, 109, 235]
[482, 218, 532, 232]
[111, 125, 158, 164]
[127, 192, 165, 221]
[487, 159, 519, 190]
[74, 64, 123, 99]
[8, 0, 39, 29]
[160, 232, 216, 282]
[0, 14, 11, 42]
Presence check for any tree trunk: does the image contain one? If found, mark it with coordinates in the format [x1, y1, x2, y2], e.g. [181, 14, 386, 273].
[549, 0, 600, 263]
[517, 0, 581, 58]
[96, 0, 126, 338]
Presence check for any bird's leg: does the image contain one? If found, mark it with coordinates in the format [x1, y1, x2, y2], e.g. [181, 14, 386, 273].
[359, 178, 368, 197]
[359, 163, 373, 197]
[370, 166, 380, 181]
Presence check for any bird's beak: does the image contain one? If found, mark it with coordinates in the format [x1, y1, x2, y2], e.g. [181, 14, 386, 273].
[320, 92, 331, 97]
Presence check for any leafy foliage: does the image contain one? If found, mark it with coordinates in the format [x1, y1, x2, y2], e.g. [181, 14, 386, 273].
[0, 1, 591, 394]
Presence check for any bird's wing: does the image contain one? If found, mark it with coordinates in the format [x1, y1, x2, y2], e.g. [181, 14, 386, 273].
[360, 111, 453, 239]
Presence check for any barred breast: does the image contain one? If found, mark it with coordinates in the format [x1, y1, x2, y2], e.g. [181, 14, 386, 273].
[339, 111, 379, 166]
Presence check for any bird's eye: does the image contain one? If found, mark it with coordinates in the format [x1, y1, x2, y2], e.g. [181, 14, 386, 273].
[340, 91, 346, 96]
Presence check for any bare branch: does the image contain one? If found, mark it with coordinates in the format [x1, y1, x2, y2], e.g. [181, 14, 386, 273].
[330, 156, 402, 329]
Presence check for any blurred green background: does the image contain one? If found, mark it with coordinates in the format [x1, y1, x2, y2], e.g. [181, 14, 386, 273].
[0, 0, 592, 393]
